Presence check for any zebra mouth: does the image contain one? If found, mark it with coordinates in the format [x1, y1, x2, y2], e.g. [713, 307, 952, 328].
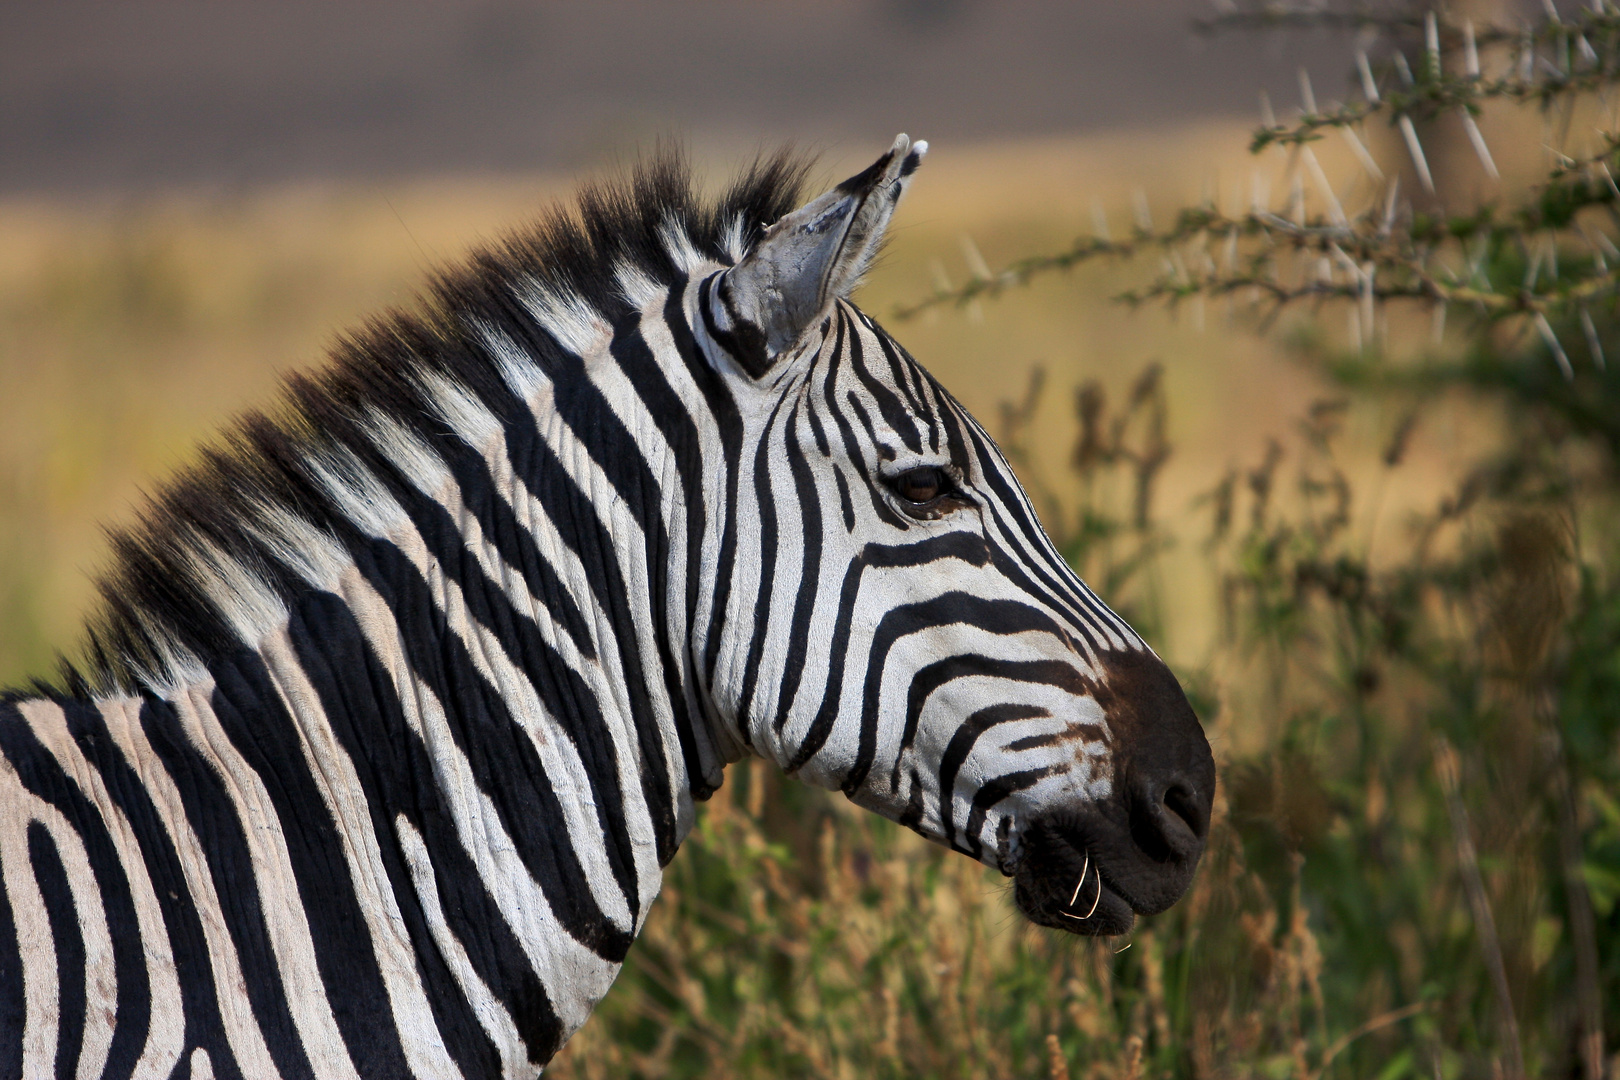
[1011, 816, 1139, 936]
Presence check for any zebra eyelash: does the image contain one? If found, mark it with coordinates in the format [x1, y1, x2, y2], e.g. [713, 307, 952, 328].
[879, 462, 973, 518]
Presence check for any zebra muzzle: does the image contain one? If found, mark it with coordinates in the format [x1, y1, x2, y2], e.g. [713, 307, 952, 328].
[1012, 654, 1215, 936]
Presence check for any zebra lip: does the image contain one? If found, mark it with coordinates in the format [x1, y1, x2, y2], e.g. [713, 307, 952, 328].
[1011, 821, 1137, 937]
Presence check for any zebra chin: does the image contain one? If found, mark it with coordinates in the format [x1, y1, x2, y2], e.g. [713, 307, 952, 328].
[1011, 810, 1202, 937]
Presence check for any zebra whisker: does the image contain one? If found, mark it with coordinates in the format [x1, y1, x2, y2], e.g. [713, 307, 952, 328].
[1067, 854, 1091, 908]
[1058, 854, 1105, 921]
[1082, 871, 1104, 920]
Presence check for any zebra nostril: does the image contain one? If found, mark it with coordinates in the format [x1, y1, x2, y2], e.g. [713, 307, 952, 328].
[1162, 780, 1209, 842]
[1129, 771, 1211, 863]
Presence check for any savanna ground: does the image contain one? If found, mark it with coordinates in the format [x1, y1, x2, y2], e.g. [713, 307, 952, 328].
[1, 100, 1616, 1080]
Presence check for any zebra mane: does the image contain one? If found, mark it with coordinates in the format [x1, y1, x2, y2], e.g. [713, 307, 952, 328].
[42, 147, 813, 699]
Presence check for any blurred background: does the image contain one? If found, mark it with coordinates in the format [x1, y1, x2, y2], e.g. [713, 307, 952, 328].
[5, 3, 1617, 1079]
[0, 0, 1355, 683]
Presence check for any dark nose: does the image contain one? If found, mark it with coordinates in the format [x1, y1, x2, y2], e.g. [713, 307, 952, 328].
[1098, 649, 1216, 909]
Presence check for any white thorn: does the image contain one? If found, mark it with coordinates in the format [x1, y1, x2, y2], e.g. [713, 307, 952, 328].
[1132, 188, 1153, 232]
[1535, 312, 1575, 380]
[1381, 177, 1401, 234]
[959, 234, 991, 282]
[1298, 67, 1318, 115]
[1259, 90, 1278, 130]
[1358, 51, 1381, 104]
[1460, 111, 1500, 179]
[1465, 20, 1481, 78]
[1600, 161, 1620, 200]
[1398, 115, 1436, 192]
[1303, 146, 1347, 225]
[1426, 13, 1441, 79]
[1581, 308, 1607, 370]
[1361, 262, 1376, 343]
[1394, 52, 1415, 87]
[1091, 198, 1112, 242]
[1340, 125, 1385, 181]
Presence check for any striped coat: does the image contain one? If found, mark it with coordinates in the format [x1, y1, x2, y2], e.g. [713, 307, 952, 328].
[0, 136, 1214, 1078]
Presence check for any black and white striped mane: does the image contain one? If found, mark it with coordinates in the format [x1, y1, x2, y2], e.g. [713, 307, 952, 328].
[62, 151, 810, 699]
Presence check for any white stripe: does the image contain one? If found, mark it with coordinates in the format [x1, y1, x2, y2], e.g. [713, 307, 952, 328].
[190, 1046, 215, 1080]
[0, 751, 118, 1080]
[497, 356, 697, 842]
[7, 706, 120, 1080]
[306, 427, 646, 923]
[0, 755, 59, 1079]
[169, 682, 363, 1080]
[357, 413, 662, 922]
[100, 694, 284, 1078]
[517, 280, 609, 359]
[660, 215, 709, 271]
[259, 630, 464, 1080]
[333, 565, 621, 1035]
[334, 509, 636, 933]
[394, 816, 532, 1080]
[22, 699, 185, 1080]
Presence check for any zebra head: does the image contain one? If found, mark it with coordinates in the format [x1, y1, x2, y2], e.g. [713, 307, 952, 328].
[697, 136, 1215, 936]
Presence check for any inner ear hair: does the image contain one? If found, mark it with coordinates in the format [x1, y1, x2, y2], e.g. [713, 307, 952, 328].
[710, 133, 927, 379]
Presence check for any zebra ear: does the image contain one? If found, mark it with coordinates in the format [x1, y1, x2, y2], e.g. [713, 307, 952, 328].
[709, 133, 926, 378]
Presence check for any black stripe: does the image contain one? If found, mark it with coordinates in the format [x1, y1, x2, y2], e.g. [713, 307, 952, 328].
[868, 324, 931, 434]
[208, 649, 412, 1077]
[873, 328, 940, 452]
[783, 533, 989, 764]
[673, 277, 746, 704]
[774, 400, 825, 729]
[848, 594, 1068, 794]
[29, 822, 83, 1080]
[937, 703, 1052, 848]
[962, 766, 1057, 858]
[614, 306, 715, 734]
[894, 656, 1090, 789]
[125, 700, 263, 1080]
[0, 743, 21, 1080]
[58, 701, 151, 1080]
[831, 465, 856, 532]
[846, 319, 922, 455]
[352, 536, 636, 961]
[362, 456, 642, 926]
[285, 590, 548, 1073]
[734, 391, 793, 738]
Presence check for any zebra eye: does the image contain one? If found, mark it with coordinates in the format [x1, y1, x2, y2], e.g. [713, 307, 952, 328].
[892, 467, 945, 505]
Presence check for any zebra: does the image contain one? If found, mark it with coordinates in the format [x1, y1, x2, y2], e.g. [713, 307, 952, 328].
[0, 134, 1214, 1079]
